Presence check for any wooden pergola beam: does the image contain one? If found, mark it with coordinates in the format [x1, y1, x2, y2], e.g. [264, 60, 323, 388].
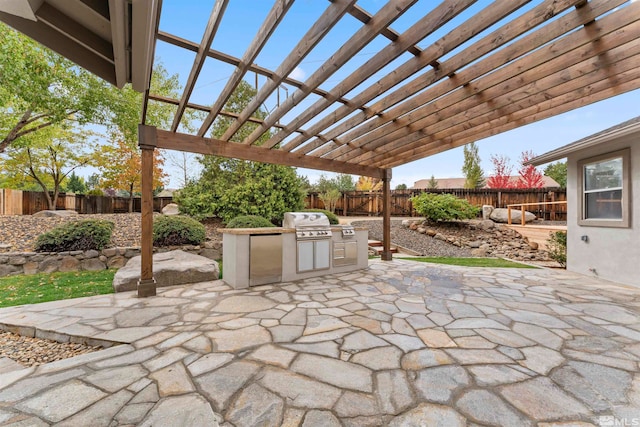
[218, 0, 358, 142]
[285, 0, 538, 155]
[170, 0, 228, 132]
[197, 0, 294, 137]
[351, 20, 640, 165]
[370, 48, 640, 167]
[148, 93, 290, 130]
[156, 31, 353, 107]
[153, 129, 384, 179]
[269, 0, 479, 151]
[321, 0, 626, 162]
[240, 0, 419, 146]
[380, 74, 640, 168]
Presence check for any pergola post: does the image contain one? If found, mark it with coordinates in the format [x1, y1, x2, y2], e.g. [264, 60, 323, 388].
[137, 124, 157, 297]
[381, 168, 393, 261]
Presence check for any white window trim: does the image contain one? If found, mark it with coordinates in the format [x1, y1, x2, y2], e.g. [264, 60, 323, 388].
[577, 148, 631, 228]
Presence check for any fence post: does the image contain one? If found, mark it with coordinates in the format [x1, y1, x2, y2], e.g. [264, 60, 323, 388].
[521, 206, 526, 226]
[508, 206, 512, 225]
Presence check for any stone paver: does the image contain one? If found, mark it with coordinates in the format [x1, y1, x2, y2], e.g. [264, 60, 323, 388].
[0, 259, 639, 425]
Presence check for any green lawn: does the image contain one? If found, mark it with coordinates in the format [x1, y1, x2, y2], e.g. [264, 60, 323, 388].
[398, 257, 538, 268]
[0, 270, 115, 308]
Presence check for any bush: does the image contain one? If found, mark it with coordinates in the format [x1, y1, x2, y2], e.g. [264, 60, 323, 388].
[153, 215, 206, 247]
[302, 209, 340, 225]
[35, 220, 114, 252]
[411, 193, 480, 222]
[225, 215, 275, 228]
[547, 230, 567, 267]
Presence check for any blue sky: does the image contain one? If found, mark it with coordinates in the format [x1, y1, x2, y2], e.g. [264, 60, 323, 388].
[151, 0, 640, 188]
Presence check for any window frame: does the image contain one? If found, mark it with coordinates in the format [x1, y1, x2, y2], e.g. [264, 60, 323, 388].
[577, 148, 631, 228]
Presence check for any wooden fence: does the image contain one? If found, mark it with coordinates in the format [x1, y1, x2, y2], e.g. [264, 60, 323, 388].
[3, 188, 567, 220]
[0, 190, 174, 215]
[305, 188, 567, 220]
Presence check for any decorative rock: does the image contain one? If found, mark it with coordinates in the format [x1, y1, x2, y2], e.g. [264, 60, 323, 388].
[82, 258, 106, 271]
[112, 250, 219, 292]
[32, 210, 78, 218]
[417, 227, 426, 234]
[482, 205, 494, 220]
[84, 250, 99, 259]
[426, 229, 437, 237]
[161, 203, 180, 216]
[59, 256, 80, 272]
[490, 208, 536, 223]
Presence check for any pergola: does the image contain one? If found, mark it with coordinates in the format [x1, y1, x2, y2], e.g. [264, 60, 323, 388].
[2, 0, 640, 297]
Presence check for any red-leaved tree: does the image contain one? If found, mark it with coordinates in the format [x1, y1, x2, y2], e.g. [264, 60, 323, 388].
[487, 154, 514, 189]
[516, 150, 544, 188]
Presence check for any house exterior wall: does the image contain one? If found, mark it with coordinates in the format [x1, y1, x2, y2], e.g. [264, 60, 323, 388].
[566, 133, 639, 288]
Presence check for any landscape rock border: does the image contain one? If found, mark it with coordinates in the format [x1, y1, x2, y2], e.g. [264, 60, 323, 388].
[0, 242, 222, 278]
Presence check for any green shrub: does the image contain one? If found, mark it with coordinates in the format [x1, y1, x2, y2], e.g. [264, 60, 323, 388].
[225, 215, 275, 228]
[35, 220, 114, 252]
[411, 193, 480, 222]
[547, 230, 567, 267]
[302, 209, 340, 225]
[153, 215, 206, 247]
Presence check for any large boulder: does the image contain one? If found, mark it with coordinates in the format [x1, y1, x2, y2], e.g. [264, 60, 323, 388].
[32, 210, 78, 218]
[161, 203, 180, 215]
[482, 205, 494, 220]
[489, 208, 536, 224]
[113, 250, 219, 292]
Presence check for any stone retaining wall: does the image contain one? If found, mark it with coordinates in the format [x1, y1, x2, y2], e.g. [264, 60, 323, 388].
[0, 242, 223, 277]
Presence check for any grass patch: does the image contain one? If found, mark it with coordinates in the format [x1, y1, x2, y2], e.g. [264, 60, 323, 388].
[0, 270, 115, 308]
[398, 257, 537, 268]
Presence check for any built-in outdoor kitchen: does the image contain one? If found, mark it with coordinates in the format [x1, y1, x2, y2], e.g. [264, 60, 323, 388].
[222, 212, 368, 289]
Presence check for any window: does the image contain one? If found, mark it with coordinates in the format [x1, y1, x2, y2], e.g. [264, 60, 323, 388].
[578, 148, 630, 228]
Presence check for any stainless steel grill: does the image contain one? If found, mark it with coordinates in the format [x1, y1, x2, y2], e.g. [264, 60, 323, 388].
[340, 224, 355, 238]
[283, 212, 332, 240]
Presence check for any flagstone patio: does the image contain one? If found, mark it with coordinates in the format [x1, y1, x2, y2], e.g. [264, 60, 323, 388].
[0, 259, 638, 426]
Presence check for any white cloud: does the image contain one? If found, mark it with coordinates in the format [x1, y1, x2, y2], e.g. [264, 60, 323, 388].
[288, 66, 306, 81]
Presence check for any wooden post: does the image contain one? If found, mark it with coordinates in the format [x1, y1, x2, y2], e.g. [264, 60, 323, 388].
[550, 191, 556, 221]
[521, 206, 526, 226]
[381, 169, 393, 261]
[507, 206, 512, 225]
[138, 125, 157, 297]
[343, 192, 348, 216]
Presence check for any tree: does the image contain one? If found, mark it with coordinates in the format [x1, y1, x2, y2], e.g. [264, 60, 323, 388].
[487, 154, 514, 189]
[462, 142, 485, 188]
[356, 176, 382, 191]
[427, 175, 438, 189]
[176, 81, 305, 223]
[65, 172, 87, 194]
[334, 174, 356, 192]
[0, 125, 94, 209]
[318, 188, 341, 213]
[395, 183, 408, 190]
[544, 161, 567, 187]
[99, 139, 167, 212]
[516, 150, 545, 188]
[95, 63, 184, 210]
[0, 23, 114, 153]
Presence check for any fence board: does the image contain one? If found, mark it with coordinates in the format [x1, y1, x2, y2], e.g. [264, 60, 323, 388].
[306, 188, 567, 220]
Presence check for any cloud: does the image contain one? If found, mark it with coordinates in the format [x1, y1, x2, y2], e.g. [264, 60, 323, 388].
[288, 66, 306, 81]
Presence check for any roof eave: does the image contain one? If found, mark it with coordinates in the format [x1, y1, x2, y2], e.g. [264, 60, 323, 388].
[529, 119, 640, 166]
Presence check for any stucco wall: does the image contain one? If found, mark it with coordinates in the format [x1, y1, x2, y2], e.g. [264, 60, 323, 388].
[566, 134, 639, 288]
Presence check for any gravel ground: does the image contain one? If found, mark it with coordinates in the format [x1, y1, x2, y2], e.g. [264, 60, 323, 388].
[0, 213, 223, 252]
[0, 330, 103, 368]
[352, 219, 473, 257]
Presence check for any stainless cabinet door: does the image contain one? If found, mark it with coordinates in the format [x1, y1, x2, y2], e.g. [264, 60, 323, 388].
[315, 239, 330, 270]
[297, 241, 315, 272]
